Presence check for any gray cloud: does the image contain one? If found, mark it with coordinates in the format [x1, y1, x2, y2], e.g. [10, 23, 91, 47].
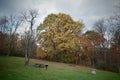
[54, 0, 120, 30]
[0, 0, 120, 32]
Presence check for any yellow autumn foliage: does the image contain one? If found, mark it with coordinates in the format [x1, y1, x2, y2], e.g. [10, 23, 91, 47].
[37, 13, 83, 61]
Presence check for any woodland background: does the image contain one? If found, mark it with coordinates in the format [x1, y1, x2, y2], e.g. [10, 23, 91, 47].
[0, 9, 120, 73]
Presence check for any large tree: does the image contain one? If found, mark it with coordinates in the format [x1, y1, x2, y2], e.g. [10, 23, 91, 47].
[83, 30, 105, 66]
[21, 9, 39, 66]
[108, 14, 120, 72]
[37, 13, 83, 62]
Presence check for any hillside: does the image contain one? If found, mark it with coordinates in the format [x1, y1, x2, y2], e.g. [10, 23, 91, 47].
[0, 56, 120, 80]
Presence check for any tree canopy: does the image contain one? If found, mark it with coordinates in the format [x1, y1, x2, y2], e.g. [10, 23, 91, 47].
[37, 13, 83, 62]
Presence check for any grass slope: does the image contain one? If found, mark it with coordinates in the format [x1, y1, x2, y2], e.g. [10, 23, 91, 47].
[0, 56, 120, 80]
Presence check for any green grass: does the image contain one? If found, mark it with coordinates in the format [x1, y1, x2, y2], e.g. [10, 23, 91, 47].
[0, 56, 120, 80]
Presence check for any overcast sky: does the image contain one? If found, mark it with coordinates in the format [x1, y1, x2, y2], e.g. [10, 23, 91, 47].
[0, 0, 120, 32]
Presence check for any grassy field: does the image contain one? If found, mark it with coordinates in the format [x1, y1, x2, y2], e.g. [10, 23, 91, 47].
[0, 56, 120, 80]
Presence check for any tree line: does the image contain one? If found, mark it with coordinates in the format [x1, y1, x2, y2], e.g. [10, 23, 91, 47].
[36, 13, 120, 73]
[0, 9, 120, 72]
[0, 9, 39, 66]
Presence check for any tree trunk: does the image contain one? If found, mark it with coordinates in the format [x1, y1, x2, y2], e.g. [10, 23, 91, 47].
[90, 56, 95, 68]
[7, 46, 11, 56]
[75, 55, 79, 65]
[7, 53, 10, 56]
[25, 53, 29, 66]
[7, 37, 12, 56]
[25, 49, 29, 66]
[76, 57, 78, 65]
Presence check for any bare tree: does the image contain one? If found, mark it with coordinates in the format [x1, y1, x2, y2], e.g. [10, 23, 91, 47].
[21, 9, 39, 66]
[0, 16, 9, 54]
[7, 15, 22, 56]
[94, 19, 106, 38]
[107, 14, 120, 72]
[0, 15, 21, 56]
[93, 18, 108, 64]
